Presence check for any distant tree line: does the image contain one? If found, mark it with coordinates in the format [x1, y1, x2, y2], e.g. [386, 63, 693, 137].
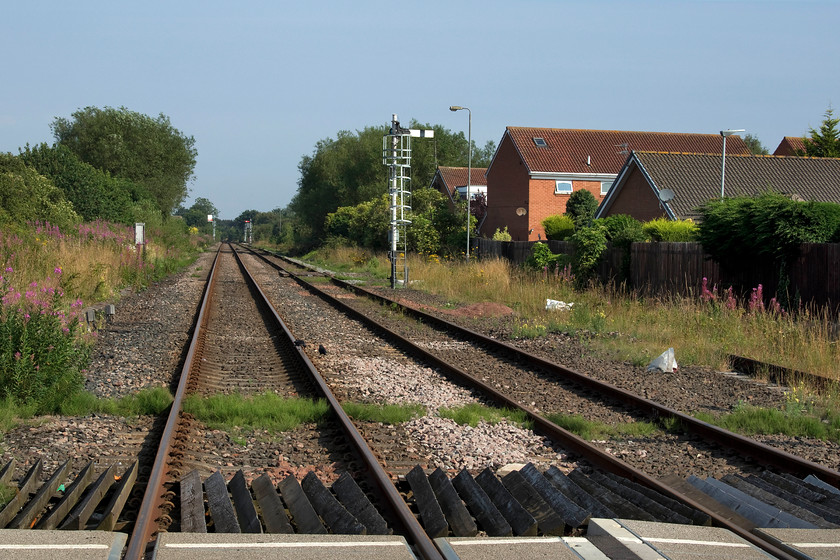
[1, 105, 196, 230]
[286, 119, 495, 253]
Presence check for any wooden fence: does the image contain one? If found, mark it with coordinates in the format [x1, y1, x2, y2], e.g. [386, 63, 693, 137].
[475, 238, 840, 309]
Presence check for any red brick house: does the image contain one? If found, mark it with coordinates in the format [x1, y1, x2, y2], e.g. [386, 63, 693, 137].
[430, 166, 488, 205]
[595, 151, 840, 222]
[429, 166, 489, 232]
[483, 127, 750, 240]
[773, 136, 806, 156]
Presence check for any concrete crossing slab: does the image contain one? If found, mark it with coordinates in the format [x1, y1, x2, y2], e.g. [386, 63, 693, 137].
[152, 533, 416, 560]
[435, 536, 580, 560]
[0, 529, 126, 560]
[756, 528, 840, 560]
[592, 518, 775, 559]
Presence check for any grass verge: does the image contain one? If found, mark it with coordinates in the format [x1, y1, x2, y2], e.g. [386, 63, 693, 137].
[58, 387, 174, 416]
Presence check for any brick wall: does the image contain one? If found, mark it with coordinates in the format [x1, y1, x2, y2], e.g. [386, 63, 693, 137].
[605, 167, 667, 221]
[484, 135, 531, 240]
[528, 180, 605, 240]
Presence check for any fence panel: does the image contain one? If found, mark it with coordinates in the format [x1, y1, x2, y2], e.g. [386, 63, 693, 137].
[476, 238, 839, 309]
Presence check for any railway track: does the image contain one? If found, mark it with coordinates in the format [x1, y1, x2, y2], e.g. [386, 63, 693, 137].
[240, 245, 840, 557]
[0, 243, 836, 560]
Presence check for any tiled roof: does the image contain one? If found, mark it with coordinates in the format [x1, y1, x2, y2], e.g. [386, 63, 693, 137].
[773, 136, 806, 156]
[632, 152, 840, 219]
[503, 127, 751, 175]
[436, 166, 488, 190]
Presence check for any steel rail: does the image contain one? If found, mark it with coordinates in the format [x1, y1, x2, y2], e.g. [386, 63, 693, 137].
[124, 245, 223, 560]
[229, 245, 444, 560]
[728, 354, 837, 393]
[250, 248, 815, 560]
[125, 244, 442, 560]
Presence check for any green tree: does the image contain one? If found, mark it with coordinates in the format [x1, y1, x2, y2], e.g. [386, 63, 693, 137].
[0, 153, 80, 228]
[564, 189, 599, 227]
[290, 120, 495, 247]
[175, 197, 219, 231]
[52, 106, 197, 216]
[742, 134, 768, 155]
[19, 143, 140, 223]
[802, 108, 840, 157]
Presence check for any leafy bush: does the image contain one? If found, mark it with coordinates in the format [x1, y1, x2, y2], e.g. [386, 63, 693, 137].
[571, 225, 607, 285]
[541, 215, 575, 240]
[492, 227, 512, 241]
[564, 189, 599, 227]
[643, 218, 698, 242]
[698, 192, 840, 268]
[19, 144, 138, 224]
[525, 242, 564, 270]
[594, 215, 647, 248]
[0, 153, 80, 229]
[0, 280, 89, 413]
[594, 214, 647, 281]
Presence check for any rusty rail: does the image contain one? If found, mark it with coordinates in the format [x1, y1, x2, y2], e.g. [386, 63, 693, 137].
[124, 245, 443, 560]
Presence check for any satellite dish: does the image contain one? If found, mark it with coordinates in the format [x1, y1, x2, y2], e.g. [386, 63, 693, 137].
[516, 207, 527, 216]
[659, 189, 675, 202]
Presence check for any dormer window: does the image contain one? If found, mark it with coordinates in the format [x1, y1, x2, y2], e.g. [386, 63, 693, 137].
[533, 137, 547, 147]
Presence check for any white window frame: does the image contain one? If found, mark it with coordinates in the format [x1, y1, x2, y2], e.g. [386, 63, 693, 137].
[555, 180, 573, 194]
[601, 181, 612, 195]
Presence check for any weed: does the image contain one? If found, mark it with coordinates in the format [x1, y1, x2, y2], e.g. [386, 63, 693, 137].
[183, 392, 330, 433]
[546, 412, 658, 440]
[439, 402, 531, 428]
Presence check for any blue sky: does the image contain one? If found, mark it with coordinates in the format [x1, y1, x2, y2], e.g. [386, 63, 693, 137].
[2, 0, 838, 220]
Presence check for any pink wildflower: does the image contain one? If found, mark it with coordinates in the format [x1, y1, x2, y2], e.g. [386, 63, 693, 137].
[749, 284, 765, 314]
[700, 277, 717, 302]
[724, 286, 736, 310]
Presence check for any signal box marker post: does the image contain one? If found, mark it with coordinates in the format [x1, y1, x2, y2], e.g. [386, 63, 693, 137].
[383, 114, 433, 289]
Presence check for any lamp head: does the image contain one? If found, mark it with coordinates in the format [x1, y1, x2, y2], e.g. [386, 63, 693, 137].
[450, 106, 463, 111]
[720, 129, 745, 137]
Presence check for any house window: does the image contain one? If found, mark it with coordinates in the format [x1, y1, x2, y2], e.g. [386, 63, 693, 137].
[533, 137, 547, 147]
[601, 181, 612, 195]
[555, 180, 573, 194]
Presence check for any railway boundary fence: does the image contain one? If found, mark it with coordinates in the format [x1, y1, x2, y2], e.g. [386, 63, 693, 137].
[475, 238, 840, 309]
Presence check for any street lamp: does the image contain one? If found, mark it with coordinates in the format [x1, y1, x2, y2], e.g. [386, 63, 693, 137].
[450, 105, 471, 261]
[720, 129, 744, 198]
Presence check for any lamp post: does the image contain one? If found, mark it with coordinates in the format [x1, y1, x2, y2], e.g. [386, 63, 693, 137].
[719, 129, 744, 198]
[450, 105, 471, 261]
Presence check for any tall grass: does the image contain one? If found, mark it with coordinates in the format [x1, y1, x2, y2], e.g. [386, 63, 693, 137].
[0, 219, 210, 416]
